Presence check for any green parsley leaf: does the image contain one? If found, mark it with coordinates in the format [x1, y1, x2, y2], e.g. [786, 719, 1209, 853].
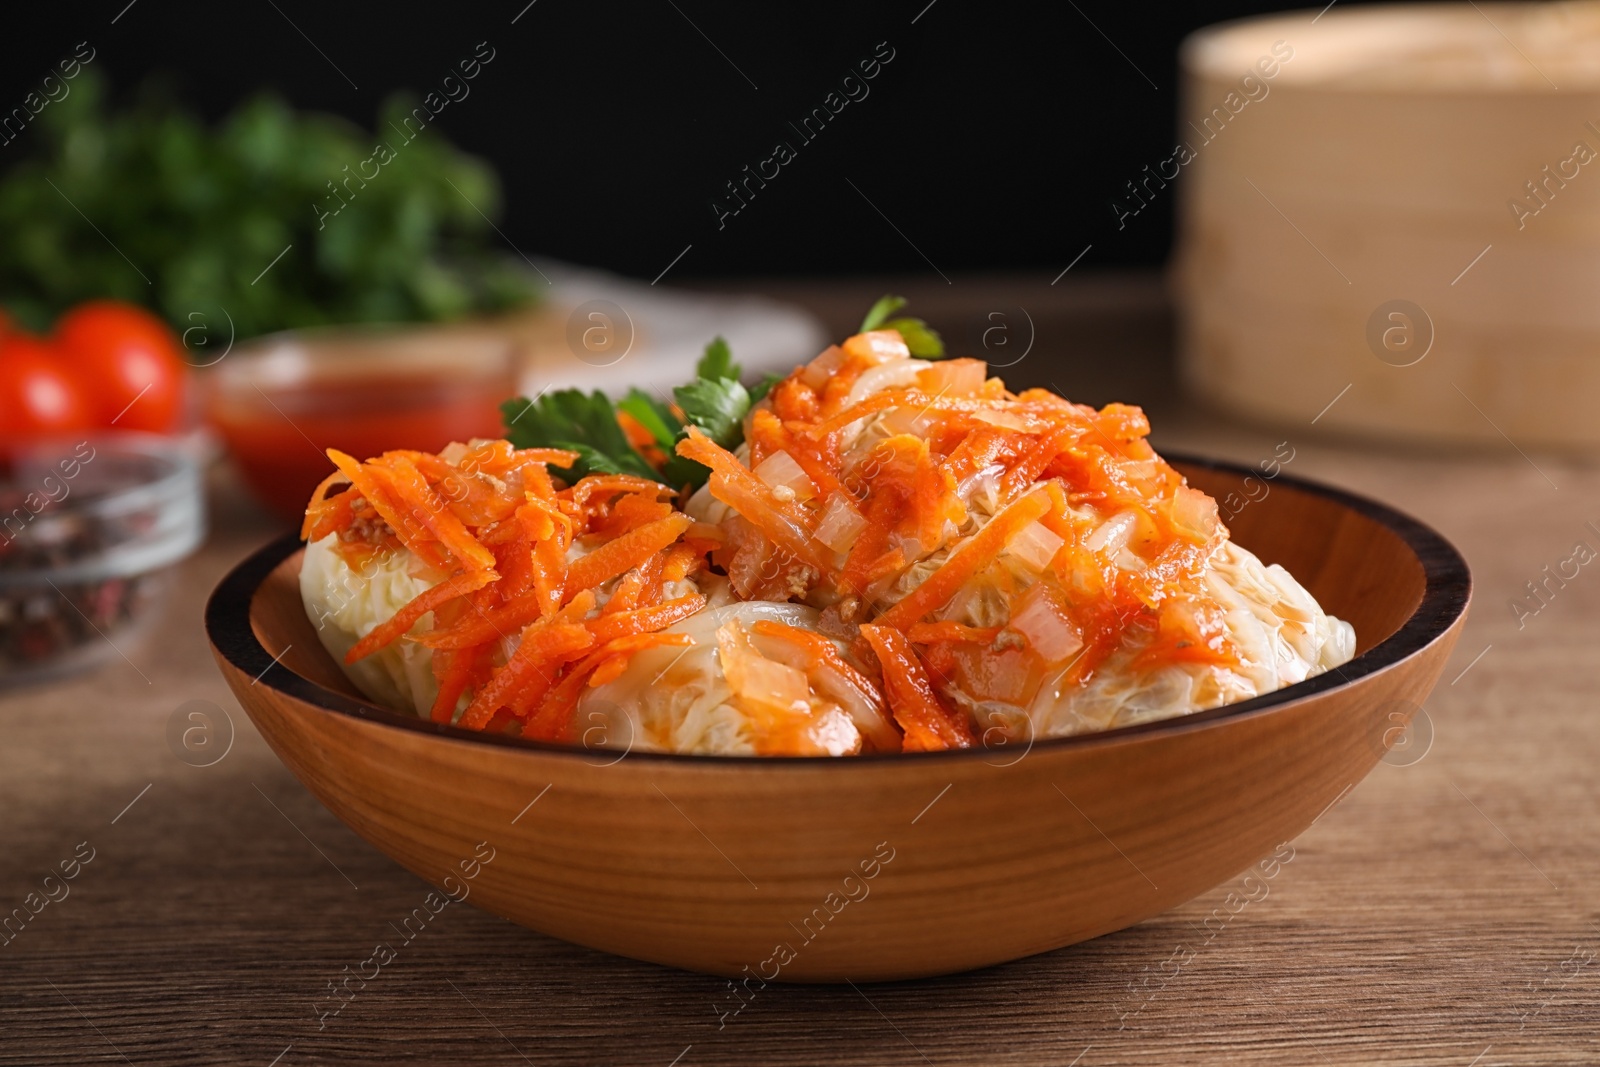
[662, 374, 750, 489]
[880, 316, 945, 359]
[695, 335, 741, 382]
[674, 376, 750, 447]
[859, 295, 908, 333]
[0, 69, 539, 338]
[501, 335, 756, 492]
[659, 453, 709, 492]
[500, 391, 658, 481]
[557, 443, 654, 479]
[656, 337, 754, 488]
[617, 389, 681, 447]
[748, 372, 784, 404]
[858, 295, 946, 359]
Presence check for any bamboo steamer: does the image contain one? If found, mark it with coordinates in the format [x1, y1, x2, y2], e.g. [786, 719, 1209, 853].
[1174, 2, 1600, 448]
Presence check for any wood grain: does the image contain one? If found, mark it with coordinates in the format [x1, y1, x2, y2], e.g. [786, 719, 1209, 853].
[0, 276, 1594, 1065]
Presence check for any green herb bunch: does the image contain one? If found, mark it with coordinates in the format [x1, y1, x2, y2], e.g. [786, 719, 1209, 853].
[0, 71, 538, 336]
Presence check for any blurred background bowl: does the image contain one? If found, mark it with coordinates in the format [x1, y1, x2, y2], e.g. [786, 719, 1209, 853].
[0, 432, 203, 687]
[205, 327, 521, 524]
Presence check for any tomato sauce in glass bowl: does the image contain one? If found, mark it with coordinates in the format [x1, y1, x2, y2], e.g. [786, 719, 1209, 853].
[206, 329, 519, 524]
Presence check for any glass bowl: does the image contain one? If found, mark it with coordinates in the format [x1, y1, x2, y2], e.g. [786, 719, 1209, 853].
[0, 433, 205, 687]
[205, 327, 520, 525]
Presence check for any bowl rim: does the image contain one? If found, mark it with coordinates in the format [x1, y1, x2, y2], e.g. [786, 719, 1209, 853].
[206, 454, 1471, 765]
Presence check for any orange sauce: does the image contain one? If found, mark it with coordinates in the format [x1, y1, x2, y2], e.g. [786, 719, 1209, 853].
[211, 372, 510, 524]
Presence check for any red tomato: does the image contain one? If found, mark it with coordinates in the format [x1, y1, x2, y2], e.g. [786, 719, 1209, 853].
[54, 301, 187, 433]
[0, 335, 93, 442]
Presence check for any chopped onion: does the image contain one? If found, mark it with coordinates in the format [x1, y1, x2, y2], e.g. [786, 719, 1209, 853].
[718, 621, 810, 715]
[1120, 459, 1159, 484]
[917, 358, 987, 398]
[973, 408, 1044, 433]
[753, 632, 897, 753]
[801, 345, 847, 389]
[736, 656, 810, 715]
[1115, 548, 1148, 574]
[753, 450, 816, 502]
[707, 472, 822, 569]
[957, 464, 1006, 507]
[889, 531, 926, 564]
[1085, 509, 1138, 554]
[878, 405, 938, 438]
[1171, 485, 1220, 542]
[941, 579, 1009, 628]
[804, 706, 863, 757]
[813, 495, 868, 553]
[1008, 587, 1084, 664]
[1005, 520, 1064, 571]
[842, 359, 925, 407]
[843, 330, 911, 364]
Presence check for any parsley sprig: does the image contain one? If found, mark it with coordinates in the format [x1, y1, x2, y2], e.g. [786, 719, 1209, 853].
[501, 337, 749, 489]
[859, 294, 944, 358]
[500, 295, 943, 489]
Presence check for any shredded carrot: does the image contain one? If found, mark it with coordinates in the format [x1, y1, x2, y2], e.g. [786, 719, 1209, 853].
[942, 428, 1011, 494]
[802, 391, 901, 439]
[344, 570, 498, 664]
[325, 449, 448, 570]
[563, 514, 691, 604]
[371, 454, 498, 572]
[307, 434, 728, 742]
[911, 443, 952, 552]
[567, 475, 671, 514]
[311, 319, 1243, 752]
[602, 566, 649, 616]
[906, 621, 1003, 645]
[667, 541, 709, 580]
[301, 471, 353, 540]
[859, 625, 974, 752]
[415, 597, 545, 650]
[617, 411, 667, 467]
[1002, 423, 1078, 501]
[838, 489, 897, 595]
[591, 490, 675, 539]
[460, 622, 594, 730]
[587, 655, 633, 689]
[751, 621, 886, 713]
[515, 447, 583, 468]
[499, 540, 535, 601]
[632, 549, 670, 609]
[521, 633, 694, 742]
[587, 593, 705, 644]
[531, 536, 567, 619]
[523, 460, 558, 502]
[877, 487, 1052, 630]
[430, 645, 489, 724]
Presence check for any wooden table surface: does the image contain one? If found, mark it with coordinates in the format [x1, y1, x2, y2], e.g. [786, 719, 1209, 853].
[3, 273, 1596, 1066]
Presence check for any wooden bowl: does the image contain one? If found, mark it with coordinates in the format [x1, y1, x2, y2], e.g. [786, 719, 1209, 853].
[206, 458, 1469, 982]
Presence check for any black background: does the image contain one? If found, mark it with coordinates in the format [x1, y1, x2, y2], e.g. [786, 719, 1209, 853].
[0, 0, 1365, 281]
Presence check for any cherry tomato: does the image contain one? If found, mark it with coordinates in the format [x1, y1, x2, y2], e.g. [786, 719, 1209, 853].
[0, 335, 93, 442]
[54, 301, 187, 433]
